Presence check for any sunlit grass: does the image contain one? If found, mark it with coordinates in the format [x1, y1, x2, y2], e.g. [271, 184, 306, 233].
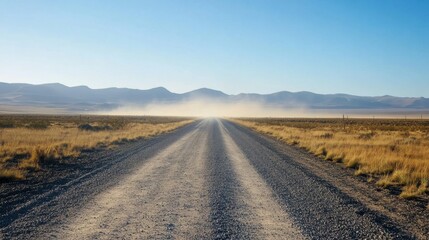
[234, 118, 429, 198]
[0, 168, 25, 181]
[0, 115, 193, 181]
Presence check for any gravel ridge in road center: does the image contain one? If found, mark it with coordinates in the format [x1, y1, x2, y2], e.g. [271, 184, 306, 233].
[206, 119, 250, 239]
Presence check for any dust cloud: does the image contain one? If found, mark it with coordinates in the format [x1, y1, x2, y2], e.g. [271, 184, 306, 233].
[100, 99, 310, 118]
[98, 99, 429, 119]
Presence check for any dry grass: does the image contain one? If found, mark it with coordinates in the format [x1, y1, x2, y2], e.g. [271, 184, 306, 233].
[0, 115, 193, 181]
[234, 118, 429, 198]
[0, 168, 25, 181]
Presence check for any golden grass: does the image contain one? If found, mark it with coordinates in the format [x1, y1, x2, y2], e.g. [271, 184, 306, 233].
[0, 115, 193, 180]
[234, 118, 429, 198]
[0, 168, 25, 181]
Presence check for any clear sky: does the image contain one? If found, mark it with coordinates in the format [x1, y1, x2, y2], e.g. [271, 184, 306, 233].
[0, 0, 428, 97]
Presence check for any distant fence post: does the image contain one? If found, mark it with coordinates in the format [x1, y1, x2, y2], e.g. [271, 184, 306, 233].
[343, 114, 346, 130]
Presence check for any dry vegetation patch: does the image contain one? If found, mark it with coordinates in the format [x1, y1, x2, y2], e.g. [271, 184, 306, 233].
[0, 115, 193, 181]
[234, 118, 429, 198]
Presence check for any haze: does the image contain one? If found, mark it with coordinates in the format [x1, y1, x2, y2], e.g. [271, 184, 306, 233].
[103, 100, 429, 118]
[101, 100, 292, 118]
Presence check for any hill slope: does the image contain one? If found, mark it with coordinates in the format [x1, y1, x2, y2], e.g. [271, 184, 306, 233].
[0, 82, 428, 113]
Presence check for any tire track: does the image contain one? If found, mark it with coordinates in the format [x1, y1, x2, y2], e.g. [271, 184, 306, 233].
[218, 120, 305, 239]
[52, 121, 211, 239]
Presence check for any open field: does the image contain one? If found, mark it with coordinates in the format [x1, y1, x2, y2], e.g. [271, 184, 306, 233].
[0, 115, 193, 181]
[2, 119, 428, 239]
[234, 118, 429, 198]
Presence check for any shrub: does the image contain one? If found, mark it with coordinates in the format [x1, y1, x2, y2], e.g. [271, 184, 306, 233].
[27, 121, 50, 129]
[0, 120, 15, 128]
[358, 131, 376, 140]
[78, 124, 112, 131]
[319, 132, 334, 139]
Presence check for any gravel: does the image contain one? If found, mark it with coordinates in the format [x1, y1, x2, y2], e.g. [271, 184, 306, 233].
[1, 119, 427, 239]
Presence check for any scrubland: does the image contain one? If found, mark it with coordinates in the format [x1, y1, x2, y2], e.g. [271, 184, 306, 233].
[0, 115, 193, 181]
[234, 118, 429, 198]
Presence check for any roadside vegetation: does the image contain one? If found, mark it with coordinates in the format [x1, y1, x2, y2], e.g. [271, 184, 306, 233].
[0, 115, 193, 181]
[234, 118, 429, 199]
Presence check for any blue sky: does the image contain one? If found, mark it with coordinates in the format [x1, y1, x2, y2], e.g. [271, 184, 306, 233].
[0, 0, 428, 97]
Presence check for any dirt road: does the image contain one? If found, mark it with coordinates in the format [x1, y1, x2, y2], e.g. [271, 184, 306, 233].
[1, 119, 427, 239]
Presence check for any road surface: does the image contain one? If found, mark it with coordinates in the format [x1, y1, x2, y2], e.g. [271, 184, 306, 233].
[1, 119, 427, 239]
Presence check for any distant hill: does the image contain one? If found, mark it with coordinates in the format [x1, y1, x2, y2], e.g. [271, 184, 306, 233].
[0, 82, 428, 113]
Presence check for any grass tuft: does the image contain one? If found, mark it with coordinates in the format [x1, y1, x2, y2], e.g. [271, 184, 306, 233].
[0, 168, 25, 181]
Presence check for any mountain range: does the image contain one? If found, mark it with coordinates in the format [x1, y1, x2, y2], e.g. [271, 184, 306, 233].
[0, 82, 428, 113]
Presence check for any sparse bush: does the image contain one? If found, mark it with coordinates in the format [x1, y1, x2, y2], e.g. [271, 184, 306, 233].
[319, 132, 334, 139]
[358, 131, 376, 140]
[316, 147, 327, 157]
[399, 181, 427, 199]
[401, 131, 411, 138]
[389, 144, 397, 152]
[402, 137, 420, 145]
[78, 124, 112, 131]
[19, 148, 43, 170]
[0, 120, 15, 128]
[346, 157, 360, 169]
[27, 121, 50, 129]
[332, 153, 345, 163]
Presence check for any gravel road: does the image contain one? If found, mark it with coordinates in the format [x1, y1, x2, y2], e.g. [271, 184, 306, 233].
[1, 119, 427, 239]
